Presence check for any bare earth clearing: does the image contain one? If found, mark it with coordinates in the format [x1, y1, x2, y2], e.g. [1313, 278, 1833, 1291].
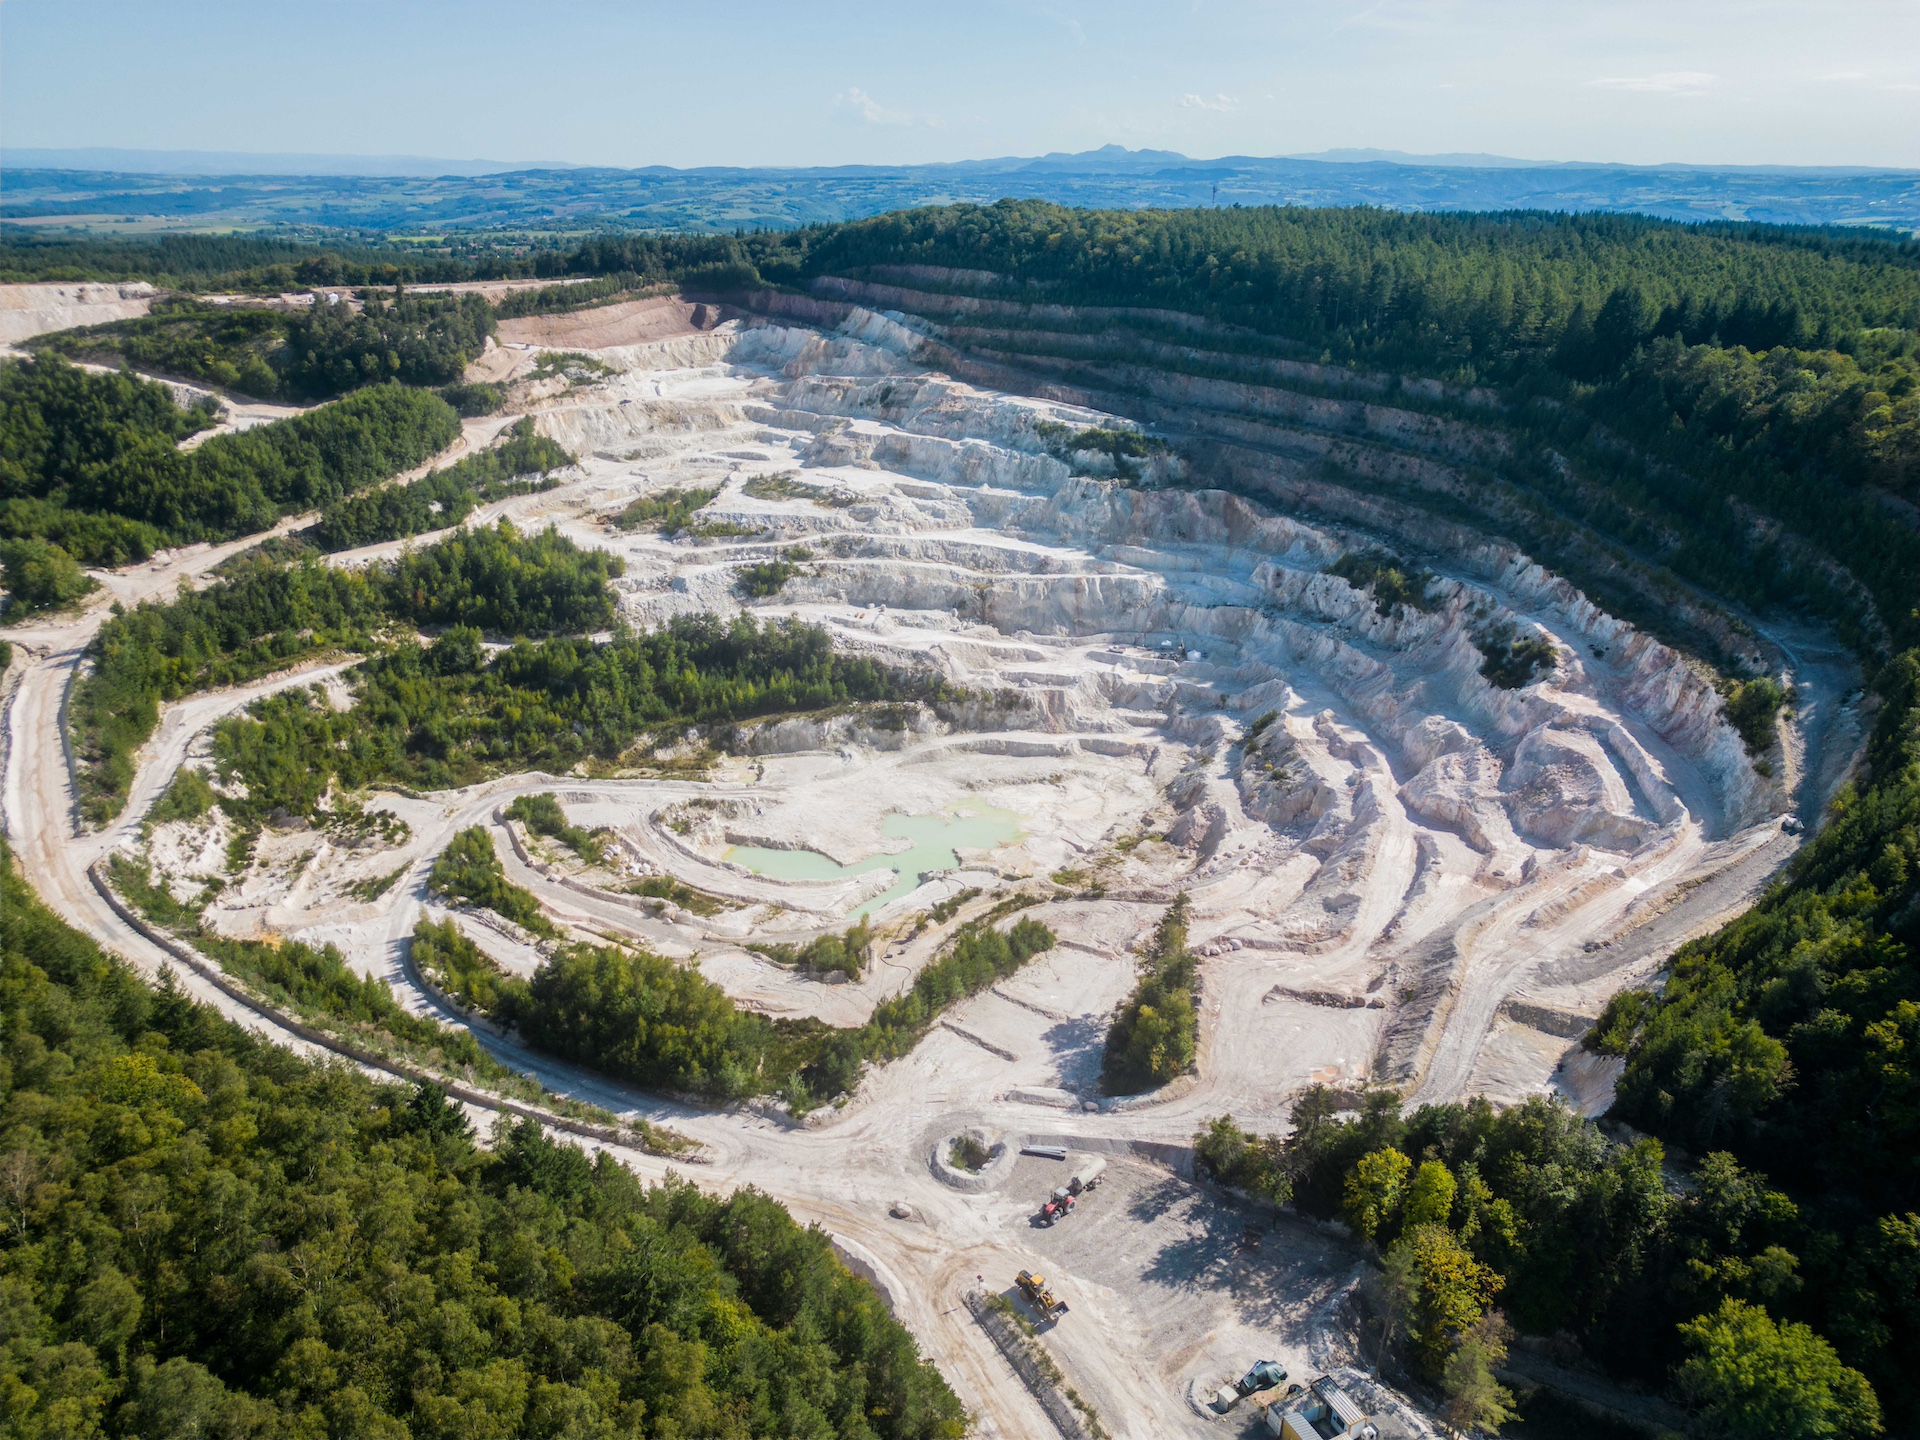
[0, 293, 1863, 1439]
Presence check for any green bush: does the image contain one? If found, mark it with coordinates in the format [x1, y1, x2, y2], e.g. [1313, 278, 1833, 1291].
[147, 766, 216, 824]
[1328, 550, 1438, 616]
[1195, 1115, 1290, 1203]
[0, 535, 95, 613]
[1720, 675, 1788, 754]
[737, 558, 799, 598]
[411, 916, 526, 1015]
[749, 917, 874, 979]
[435, 379, 504, 415]
[1474, 620, 1557, 689]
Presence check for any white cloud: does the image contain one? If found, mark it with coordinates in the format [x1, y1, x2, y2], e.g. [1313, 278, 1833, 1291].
[1587, 71, 1719, 95]
[832, 88, 944, 128]
[1177, 92, 1240, 112]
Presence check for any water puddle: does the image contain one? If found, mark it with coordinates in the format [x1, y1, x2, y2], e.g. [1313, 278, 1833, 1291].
[728, 805, 1022, 918]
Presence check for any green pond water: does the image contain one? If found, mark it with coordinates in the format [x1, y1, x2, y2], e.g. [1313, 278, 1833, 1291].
[728, 806, 1023, 919]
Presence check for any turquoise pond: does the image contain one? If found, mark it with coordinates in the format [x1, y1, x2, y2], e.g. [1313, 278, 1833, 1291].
[727, 807, 1023, 919]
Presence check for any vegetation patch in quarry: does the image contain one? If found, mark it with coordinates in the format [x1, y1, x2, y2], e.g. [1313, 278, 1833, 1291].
[1, 356, 458, 569]
[620, 873, 731, 916]
[1328, 549, 1440, 616]
[736, 554, 805, 598]
[1473, 619, 1558, 689]
[747, 916, 876, 980]
[75, 523, 928, 824]
[610, 482, 718, 531]
[427, 826, 558, 938]
[309, 418, 573, 550]
[1715, 673, 1790, 756]
[401, 901, 1053, 1110]
[506, 791, 609, 866]
[742, 470, 857, 507]
[1101, 895, 1199, 1094]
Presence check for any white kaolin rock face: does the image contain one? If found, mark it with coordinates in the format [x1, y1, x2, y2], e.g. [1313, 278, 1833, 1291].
[151, 313, 1801, 1105]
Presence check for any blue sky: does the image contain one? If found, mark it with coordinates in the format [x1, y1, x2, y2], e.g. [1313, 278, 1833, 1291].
[4, 0, 1916, 169]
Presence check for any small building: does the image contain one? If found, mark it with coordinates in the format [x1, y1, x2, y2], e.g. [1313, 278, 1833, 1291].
[1264, 1377, 1369, 1440]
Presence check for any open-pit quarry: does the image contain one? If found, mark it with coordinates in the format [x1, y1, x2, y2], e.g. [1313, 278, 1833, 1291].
[0, 291, 1864, 1439]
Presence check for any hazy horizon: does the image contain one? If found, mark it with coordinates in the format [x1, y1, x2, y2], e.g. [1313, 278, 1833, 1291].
[3, 0, 1916, 172]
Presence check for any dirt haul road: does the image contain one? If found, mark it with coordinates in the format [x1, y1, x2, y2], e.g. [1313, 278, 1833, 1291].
[0, 310, 1865, 1440]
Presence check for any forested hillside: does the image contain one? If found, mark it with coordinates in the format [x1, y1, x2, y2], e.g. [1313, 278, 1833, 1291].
[0, 841, 967, 1439]
[31, 290, 496, 401]
[0, 355, 458, 563]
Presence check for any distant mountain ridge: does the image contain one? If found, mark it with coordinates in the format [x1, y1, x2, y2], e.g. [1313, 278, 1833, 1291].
[7, 142, 1911, 179]
[3, 144, 1914, 233]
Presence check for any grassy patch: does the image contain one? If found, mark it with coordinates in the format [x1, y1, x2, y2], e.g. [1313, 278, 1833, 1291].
[950, 1133, 991, 1171]
[148, 767, 217, 825]
[349, 866, 407, 903]
[620, 874, 730, 916]
[928, 887, 982, 923]
[742, 472, 856, 507]
[529, 350, 612, 383]
[107, 852, 216, 932]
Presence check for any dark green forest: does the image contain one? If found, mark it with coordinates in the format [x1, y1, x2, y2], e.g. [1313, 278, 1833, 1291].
[1590, 647, 1920, 1429]
[30, 291, 495, 402]
[0, 356, 458, 561]
[0, 842, 966, 1439]
[416, 907, 1055, 1108]
[69, 521, 623, 823]
[0, 232, 500, 288]
[310, 419, 571, 550]
[1199, 1088, 1882, 1439]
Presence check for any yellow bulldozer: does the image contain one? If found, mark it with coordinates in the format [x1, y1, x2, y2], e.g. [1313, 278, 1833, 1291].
[1015, 1269, 1069, 1319]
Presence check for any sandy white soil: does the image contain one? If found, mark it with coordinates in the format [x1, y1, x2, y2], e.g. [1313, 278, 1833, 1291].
[0, 304, 1864, 1440]
[0, 281, 156, 344]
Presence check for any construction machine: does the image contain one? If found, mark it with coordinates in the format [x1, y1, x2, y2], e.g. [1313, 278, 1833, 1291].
[1015, 1269, 1069, 1318]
